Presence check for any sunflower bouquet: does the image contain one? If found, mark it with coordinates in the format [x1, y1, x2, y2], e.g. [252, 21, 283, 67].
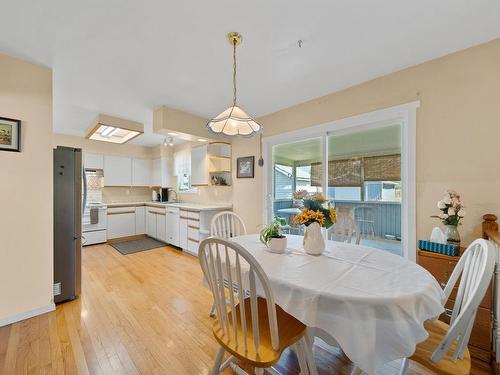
[292, 192, 336, 228]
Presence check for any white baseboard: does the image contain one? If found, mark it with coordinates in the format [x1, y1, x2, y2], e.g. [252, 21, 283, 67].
[0, 303, 55, 327]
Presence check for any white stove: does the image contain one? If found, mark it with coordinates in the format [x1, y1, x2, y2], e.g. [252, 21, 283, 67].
[82, 203, 107, 245]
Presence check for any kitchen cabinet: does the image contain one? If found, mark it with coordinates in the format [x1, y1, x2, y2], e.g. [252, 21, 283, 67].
[151, 157, 173, 187]
[145, 206, 167, 242]
[132, 158, 152, 186]
[179, 212, 188, 250]
[107, 207, 136, 239]
[84, 152, 104, 169]
[146, 210, 156, 237]
[135, 206, 145, 234]
[166, 207, 180, 247]
[152, 158, 161, 186]
[104, 155, 132, 186]
[156, 213, 166, 242]
[190, 145, 209, 186]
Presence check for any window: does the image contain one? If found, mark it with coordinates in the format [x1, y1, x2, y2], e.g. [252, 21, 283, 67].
[328, 186, 361, 201]
[364, 181, 401, 202]
[274, 164, 293, 199]
[295, 165, 321, 194]
[174, 149, 195, 192]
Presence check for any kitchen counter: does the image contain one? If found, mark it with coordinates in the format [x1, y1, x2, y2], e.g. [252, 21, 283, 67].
[105, 201, 232, 211]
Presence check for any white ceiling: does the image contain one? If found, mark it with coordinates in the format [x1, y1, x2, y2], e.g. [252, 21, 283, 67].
[1, 1, 500, 146]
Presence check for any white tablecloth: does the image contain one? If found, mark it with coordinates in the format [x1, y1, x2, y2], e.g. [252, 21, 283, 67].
[228, 234, 445, 375]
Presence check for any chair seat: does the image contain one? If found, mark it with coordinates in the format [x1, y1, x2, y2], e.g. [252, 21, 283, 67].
[212, 297, 307, 367]
[410, 319, 471, 375]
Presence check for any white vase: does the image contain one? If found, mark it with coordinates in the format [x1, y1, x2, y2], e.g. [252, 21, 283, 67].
[268, 236, 287, 254]
[303, 222, 325, 255]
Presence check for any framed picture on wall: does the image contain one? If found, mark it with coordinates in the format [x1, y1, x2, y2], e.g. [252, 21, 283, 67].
[0, 117, 21, 152]
[237, 156, 254, 178]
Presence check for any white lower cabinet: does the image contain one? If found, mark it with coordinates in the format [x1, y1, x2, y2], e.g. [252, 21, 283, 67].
[179, 212, 188, 250]
[156, 213, 166, 242]
[107, 208, 136, 239]
[146, 209, 156, 237]
[145, 206, 167, 242]
[135, 206, 145, 235]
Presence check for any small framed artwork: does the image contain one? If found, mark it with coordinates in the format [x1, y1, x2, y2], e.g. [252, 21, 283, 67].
[0, 117, 21, 152]
[237, 156, 255, 178]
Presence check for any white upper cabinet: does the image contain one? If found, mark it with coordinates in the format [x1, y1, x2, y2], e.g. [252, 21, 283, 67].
[104, 155, 132, 186]
[152, 157, 173, 187]
[132, 158, 152, 186]
[84, 152, 104, 169]
[191, 145, 209, 186]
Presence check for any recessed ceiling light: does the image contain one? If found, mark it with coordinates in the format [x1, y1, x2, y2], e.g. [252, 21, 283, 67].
[167, 132, 178, 136]
[86, 114, 144, 144]
[198, 138, 208, 142]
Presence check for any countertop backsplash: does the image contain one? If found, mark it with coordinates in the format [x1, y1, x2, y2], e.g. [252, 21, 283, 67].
[103, 186, 153, 203]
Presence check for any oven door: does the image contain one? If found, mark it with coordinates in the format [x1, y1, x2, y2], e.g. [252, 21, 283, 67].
[82, 207, 107, 232]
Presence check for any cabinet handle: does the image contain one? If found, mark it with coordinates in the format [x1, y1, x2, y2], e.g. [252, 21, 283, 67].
[188, 237, 200, 243]
[108, 211, 135, 215]
[188, 225, 200, 230]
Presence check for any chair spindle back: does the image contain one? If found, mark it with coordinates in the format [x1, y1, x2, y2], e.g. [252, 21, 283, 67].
[199, 237, 280, 353]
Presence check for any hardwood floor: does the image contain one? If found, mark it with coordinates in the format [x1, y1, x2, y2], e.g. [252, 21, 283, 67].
[0, 243, 493, 374]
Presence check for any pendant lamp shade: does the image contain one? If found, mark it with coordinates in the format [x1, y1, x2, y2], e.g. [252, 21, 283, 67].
[207, 32, 263, 137]
[207, 105, 262, 136]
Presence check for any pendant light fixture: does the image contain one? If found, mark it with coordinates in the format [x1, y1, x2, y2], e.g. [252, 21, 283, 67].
[207, 32, 263, 137]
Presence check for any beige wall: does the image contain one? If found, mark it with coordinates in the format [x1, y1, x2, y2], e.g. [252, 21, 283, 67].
[0, 54, 53, 323]
[233, 38, 500, 244]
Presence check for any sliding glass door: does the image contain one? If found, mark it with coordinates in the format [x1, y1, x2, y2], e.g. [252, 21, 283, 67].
[269, 123, 404, 256]
[272, 137, 323, 236]
[327, 125, 402, 255]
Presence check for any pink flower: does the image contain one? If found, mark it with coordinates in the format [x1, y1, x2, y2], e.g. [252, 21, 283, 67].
[439, 213, 449, 219]
[448, 208, 456, 216]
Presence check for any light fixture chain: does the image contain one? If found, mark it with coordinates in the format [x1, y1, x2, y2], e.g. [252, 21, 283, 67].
[233, 40, 237, 106]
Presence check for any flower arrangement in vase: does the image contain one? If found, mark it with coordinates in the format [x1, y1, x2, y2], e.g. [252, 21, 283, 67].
[292, 191, 336, 255]
[431, 190, 466, 244]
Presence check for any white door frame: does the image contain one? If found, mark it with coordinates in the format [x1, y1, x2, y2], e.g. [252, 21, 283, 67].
[263, 101, 419, 261]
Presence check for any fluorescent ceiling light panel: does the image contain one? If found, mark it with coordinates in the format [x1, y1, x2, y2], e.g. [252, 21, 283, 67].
[86, 114, 144, 144]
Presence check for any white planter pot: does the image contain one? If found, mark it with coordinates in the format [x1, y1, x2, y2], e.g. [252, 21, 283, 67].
[268, 236, 287, 254]
[303, 222, 325, 255]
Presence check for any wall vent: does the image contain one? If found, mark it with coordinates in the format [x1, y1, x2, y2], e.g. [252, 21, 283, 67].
[53, 282, 61, 296]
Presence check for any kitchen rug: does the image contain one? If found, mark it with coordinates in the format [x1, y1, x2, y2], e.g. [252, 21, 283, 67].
[111, 237, 166, 255]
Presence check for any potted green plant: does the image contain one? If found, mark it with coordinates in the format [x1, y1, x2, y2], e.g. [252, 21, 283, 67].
[260, 215, 287, 253]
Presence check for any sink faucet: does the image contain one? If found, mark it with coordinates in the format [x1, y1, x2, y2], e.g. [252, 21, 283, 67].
[169, 189, 178, 202]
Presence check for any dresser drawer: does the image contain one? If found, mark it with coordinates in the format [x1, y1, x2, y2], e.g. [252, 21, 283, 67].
[187, 210, 200, 220]
[418, 255, 457, 285]
[418, 252, 492, 309]
[442, 300, 491, 351]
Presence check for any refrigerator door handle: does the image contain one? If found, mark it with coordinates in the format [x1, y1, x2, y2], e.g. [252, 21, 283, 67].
[82, 166, 87, 211]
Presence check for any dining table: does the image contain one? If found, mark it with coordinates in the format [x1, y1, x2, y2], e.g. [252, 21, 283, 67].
[227, 234, 445, 375]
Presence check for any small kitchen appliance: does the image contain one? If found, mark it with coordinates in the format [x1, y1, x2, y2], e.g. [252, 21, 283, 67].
[160, 187, 171, 202]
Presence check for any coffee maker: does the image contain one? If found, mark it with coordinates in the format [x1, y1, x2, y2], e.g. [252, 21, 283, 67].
[160, 187, 170, 202]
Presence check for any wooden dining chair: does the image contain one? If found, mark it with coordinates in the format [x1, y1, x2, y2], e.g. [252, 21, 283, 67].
[208, 211, 247, 317]
[199, 237, 318, 375]
[328, 212, 361, 244]
[211, 211, 247, 238]
[399, 239, 496, 375]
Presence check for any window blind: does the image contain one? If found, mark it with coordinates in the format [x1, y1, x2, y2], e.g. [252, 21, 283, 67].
[310, 154, 400, 186]
[364, 154, 401, 181]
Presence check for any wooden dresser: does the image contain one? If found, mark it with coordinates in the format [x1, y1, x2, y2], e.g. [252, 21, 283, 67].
[417, 249, 493, 363]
